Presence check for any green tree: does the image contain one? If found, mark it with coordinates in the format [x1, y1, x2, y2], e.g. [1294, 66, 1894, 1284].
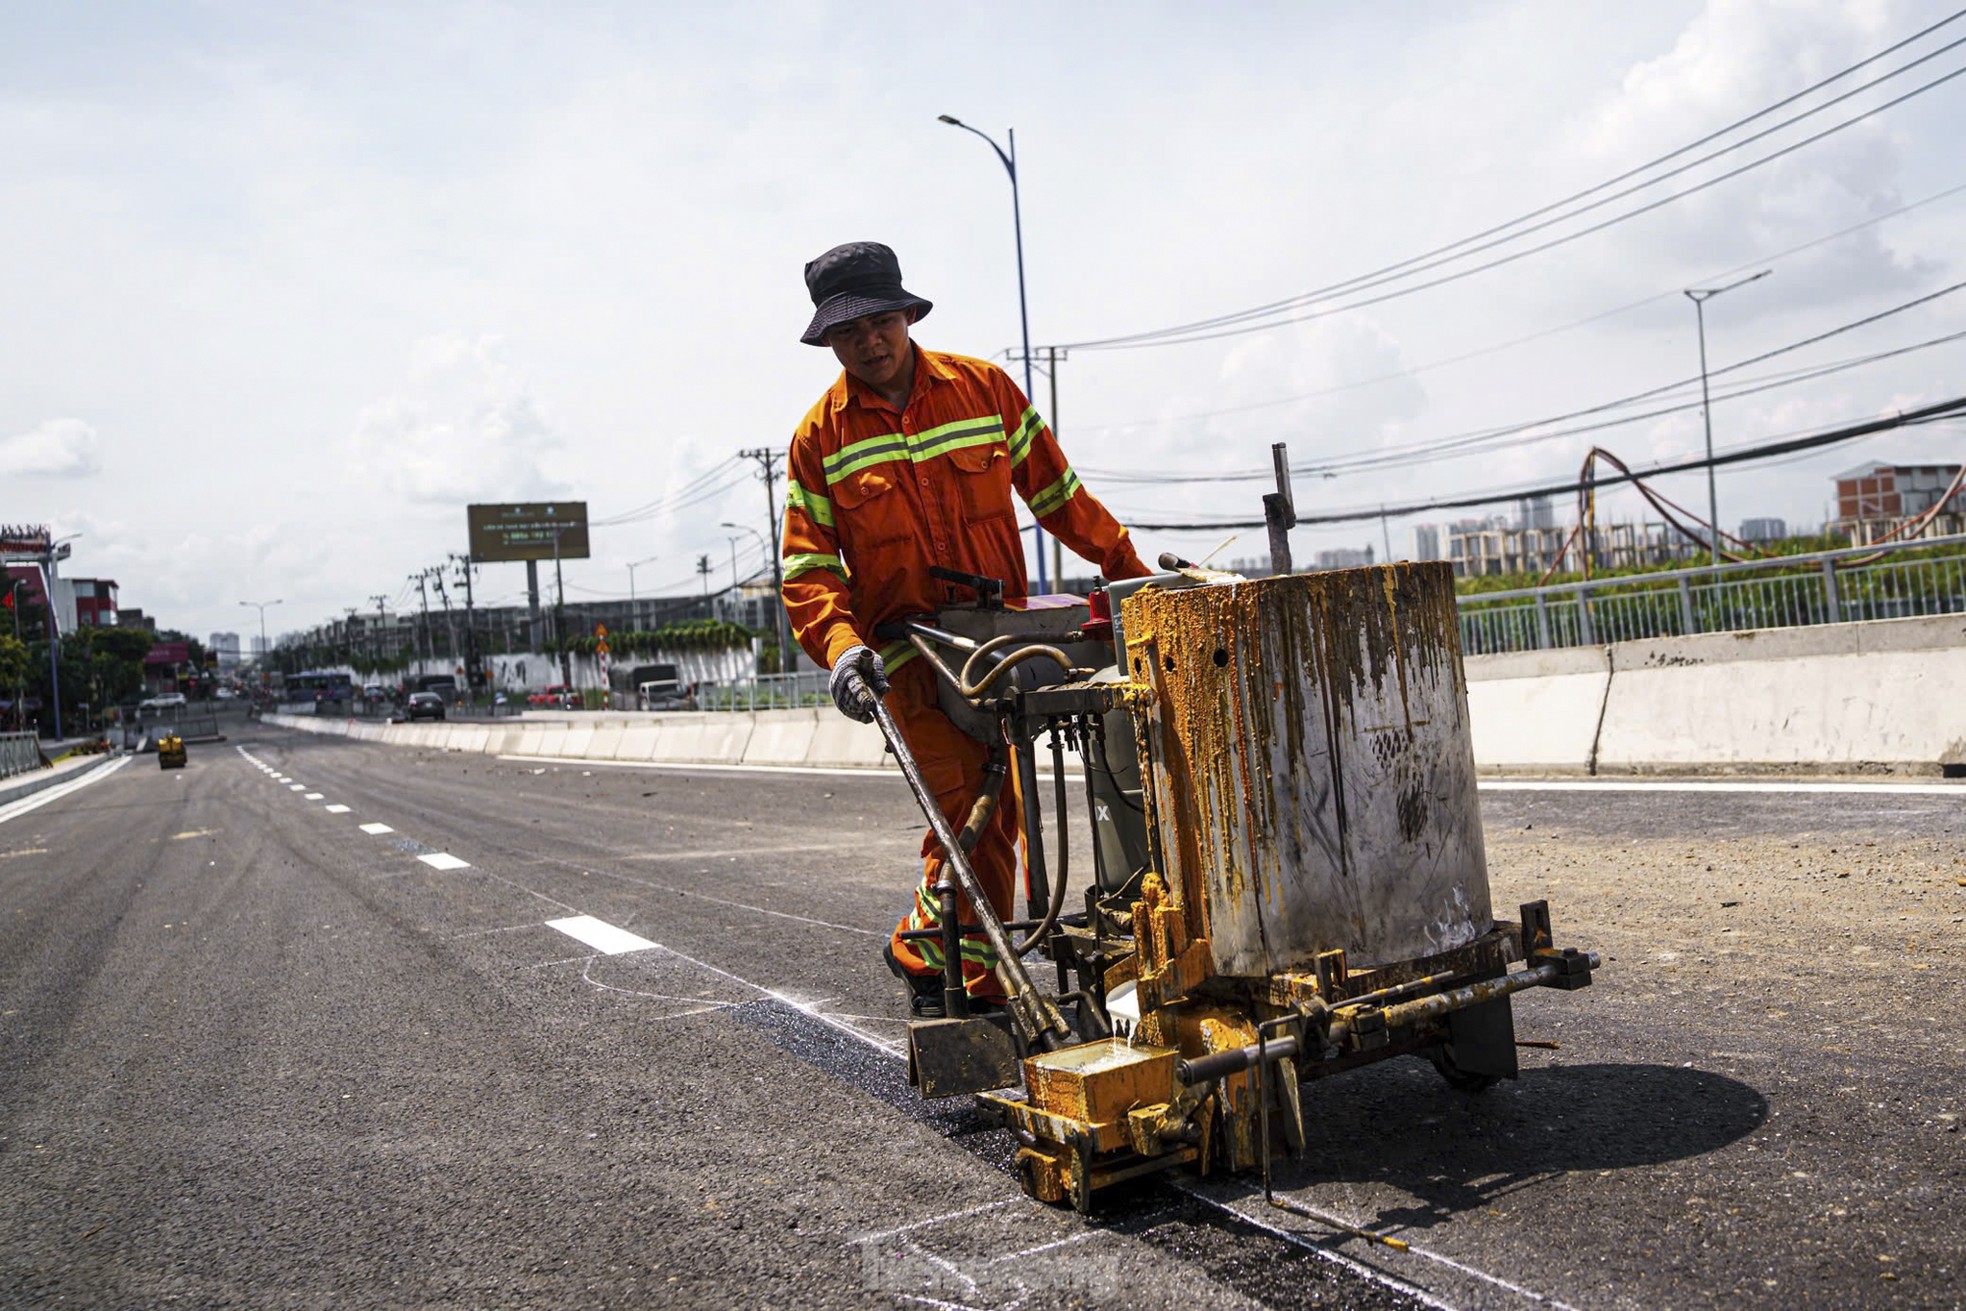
[0, 632, 27, 695]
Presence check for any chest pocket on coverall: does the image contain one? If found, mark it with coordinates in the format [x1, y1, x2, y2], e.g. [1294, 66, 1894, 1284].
[834, 465, 910, 550]
[950, 445, 1013, 525]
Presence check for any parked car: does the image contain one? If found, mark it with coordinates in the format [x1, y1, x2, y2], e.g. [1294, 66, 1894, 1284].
[528, 684, 578, 709]
[405, 692, 447, 721]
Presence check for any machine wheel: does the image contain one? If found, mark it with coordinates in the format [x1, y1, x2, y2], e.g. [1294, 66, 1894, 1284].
[1427, 1044, 1499, 1093]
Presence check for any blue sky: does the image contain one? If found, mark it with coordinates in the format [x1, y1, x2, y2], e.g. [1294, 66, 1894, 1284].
[3, 0, 1962, 639]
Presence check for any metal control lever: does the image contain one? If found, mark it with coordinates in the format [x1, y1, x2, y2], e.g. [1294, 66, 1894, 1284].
[929, 566, 1005, 608]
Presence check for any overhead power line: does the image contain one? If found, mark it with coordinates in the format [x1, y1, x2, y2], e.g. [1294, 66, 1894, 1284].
[1082, 279, 1966, 485]
[591, 456, 747, 527]
[1072, 178, 1966, 435]
[1121, 394, 1966, 530]
[1061, 12, 1966, 350]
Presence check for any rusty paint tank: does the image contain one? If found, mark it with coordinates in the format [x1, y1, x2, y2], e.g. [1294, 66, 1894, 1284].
[1120, 563, 1490, 977]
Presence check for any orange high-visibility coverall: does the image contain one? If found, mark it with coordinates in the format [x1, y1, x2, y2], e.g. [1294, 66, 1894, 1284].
[781, 344, 1149, 997]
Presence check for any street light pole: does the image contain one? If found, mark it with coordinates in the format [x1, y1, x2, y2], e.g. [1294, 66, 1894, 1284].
[720, 521, 776, 665]
[1684, 270, 1771, 569]
[939, 113, 1047, 593]
[626, 554, 659, 628]
[238, 599, 282, 688]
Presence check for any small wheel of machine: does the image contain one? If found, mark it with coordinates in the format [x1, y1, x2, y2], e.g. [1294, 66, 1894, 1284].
[1426, 1044, 1500, 1093]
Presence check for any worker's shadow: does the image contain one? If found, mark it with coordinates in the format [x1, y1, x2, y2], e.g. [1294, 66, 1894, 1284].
[1252, 1057, 1769, 1233]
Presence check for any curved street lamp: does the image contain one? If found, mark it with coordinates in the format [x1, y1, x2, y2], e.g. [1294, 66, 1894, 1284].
[238, 599, 282, 685]
[626, 555, 659, 627]
[938, 113, 1048, 592]
[1684, 270, 1771, 569]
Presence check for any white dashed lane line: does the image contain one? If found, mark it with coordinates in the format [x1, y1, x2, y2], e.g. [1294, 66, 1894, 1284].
[546, 915, 658, 955]
[360, 822, 394, 835]
[325, 804, 351, 814]
[304, 792, 323, 800]
[418, 852, 471, 871]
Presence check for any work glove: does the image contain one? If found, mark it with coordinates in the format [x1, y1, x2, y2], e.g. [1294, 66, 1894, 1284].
[829, 644, 888, 723]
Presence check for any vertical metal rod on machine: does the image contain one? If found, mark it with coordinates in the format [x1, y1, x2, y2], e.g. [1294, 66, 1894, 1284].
[1264, 442, 1296, 576]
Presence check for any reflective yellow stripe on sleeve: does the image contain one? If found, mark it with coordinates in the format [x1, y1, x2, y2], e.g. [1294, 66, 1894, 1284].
[1009, 407, 1042, 467]
[785, 478, 834, 529]
[1028, 467, 1082, 518]
[782, 551, 846, 582]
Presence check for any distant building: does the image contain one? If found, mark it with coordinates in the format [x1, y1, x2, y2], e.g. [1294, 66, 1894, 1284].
[73, 579, 119, 627]
[1413, 524, 1442, 561]
[251, 633, 268, 657]
[1312, 545, 1376, 571]
[1446, 520, 1700, 578]
[1738, 517, 1787, 544]
[209, 631, 242, 666]
[1516, 495, 1556, 531]
[1835, 462, 1963, 521]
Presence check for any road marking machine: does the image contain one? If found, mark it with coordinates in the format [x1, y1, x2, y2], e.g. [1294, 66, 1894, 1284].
[846, 451, 1600, 1215]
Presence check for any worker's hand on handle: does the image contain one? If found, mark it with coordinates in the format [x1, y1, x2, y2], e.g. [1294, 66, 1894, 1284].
[828, 644, 889, 723]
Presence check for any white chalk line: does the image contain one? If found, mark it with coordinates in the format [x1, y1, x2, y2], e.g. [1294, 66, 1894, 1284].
[573, 958, 740, 1013]
[571, 863, 885, 939]
[0, 755, 131, 826]
[858, 1200, 1016, 1244]
[1482, 777, 1965, 796]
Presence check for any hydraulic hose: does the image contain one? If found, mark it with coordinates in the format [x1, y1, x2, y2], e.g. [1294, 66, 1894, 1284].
[955, 637, 1085, 700]
[1012, 728, 1071, 956]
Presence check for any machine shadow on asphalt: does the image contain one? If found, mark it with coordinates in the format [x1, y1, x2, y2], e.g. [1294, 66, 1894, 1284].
[1248, 1059, 1769, 1231]
[735, 994, 1769, 1231]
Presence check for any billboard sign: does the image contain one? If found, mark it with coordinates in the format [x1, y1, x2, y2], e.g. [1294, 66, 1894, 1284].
[466, 503, 590, 563]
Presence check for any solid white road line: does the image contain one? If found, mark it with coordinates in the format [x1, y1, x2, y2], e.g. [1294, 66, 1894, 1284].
[418, 852, 470, 870]
[325, 804, 350, 814]
[545, 914, 657, 955]
[359, 822, 393, 834]
[0, 756, 132, 826]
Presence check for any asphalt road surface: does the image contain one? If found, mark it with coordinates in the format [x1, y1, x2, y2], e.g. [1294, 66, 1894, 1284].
[1, 725, 1960, 1310]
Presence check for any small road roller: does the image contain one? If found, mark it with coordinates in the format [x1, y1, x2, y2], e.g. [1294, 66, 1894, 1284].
[156, 730, 187, 770]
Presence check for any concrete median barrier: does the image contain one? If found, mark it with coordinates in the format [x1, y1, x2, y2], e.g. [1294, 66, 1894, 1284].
[1591, 614, 1966, 774]
[1464, 646, 1611, 774]
[263, 614, 1966, 777]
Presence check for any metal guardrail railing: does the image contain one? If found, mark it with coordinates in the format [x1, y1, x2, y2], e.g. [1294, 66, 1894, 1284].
[1, 730, 42, 780]
[696, 671, 832, 713]
[1457, 533, 1966, 655]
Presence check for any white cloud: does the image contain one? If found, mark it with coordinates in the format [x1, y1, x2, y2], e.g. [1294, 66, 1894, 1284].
[0, 417, 100, 477]
[350, 335, 572, 505]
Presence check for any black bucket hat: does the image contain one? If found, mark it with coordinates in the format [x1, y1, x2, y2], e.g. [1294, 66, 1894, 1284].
[800, 241, 933, 346]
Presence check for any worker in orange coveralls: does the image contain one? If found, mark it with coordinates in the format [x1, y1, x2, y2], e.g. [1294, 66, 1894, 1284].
[780, 241, 1150, 1017]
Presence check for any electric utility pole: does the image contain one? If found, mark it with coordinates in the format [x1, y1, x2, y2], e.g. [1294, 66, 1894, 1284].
[370, 594, 388, 666]
[738, 446, 794, 673]
[411, 571, 433, 668]
[432, 569, 458, 673]
[450, 553, 478, 698]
